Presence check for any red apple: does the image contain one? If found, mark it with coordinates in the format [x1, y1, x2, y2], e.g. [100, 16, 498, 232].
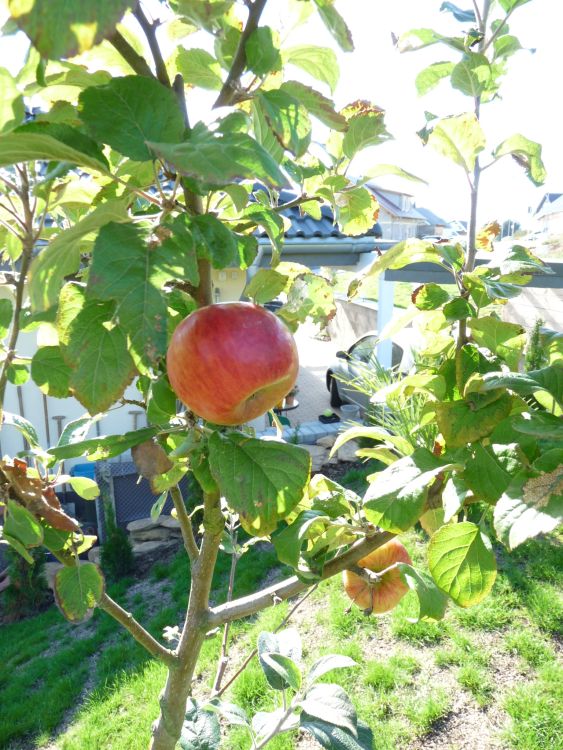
[166, 302, 299, 425]
[342, 538, 412, 615]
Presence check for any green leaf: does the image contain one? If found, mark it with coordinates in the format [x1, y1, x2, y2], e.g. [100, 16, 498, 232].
[494, 468, 563, 550]
[2, 411, 41, 449]
[0, 298, 12, 339]
[312, 0, 354, 52]
[335, 186, 378, 237]
[9, 0, 133, 58]
[465, 364, 563, 410]
[512, 412, 563, 440]
[300, 684, 357, 736]
[284, 45, 339, 94]
[1, 534, 34, 563]
[412, 283, 451, 310]
[31, 346, 72, 398]
[429, 522, 497, 607]
[29, 199, 130, 312]
[451, 53, 492, 97]
[301, 716, 374, 750]
[351, 239, 448, 297]
[245, 26, 281, 76]
[363, 449, 458, 533]
[208, 432, 311, 536]
[397, 563, 449, 621]
[0, 131, 109, 172]
[307, 655, 358, 686]
[258, 629, 302, 690]
[261, 653, 302, 691]
[435, 394, 513, 449]
[15, 121, 109, 170]
[256, 89, 312, 157]
[175, 48, 223, 90]
[191, 214, 237, 270]
[0, 67, 24, 133]
[342, 110, 390, 160]
[150, 491, 168, 523]
[443, 297, 475, 322]
[498, 0, 531, 10]
[64, 299, 137, 414]
[67, 476, 99, 500]
[280, 81, 347, 131]
[487, 244, 553, 277]
[464, 443, 523, 503]
[148, 128, 286, 187]
[54, 562, 105, 623]
[244, 269, 288, 304]
[330, 424, 412, 458]
[493, 34, 523, 60]
[147, 375, 177, 426]
[243, 205, 285, 265]
[428, 113, 486, 173]
[87, 222, 184, 371]
[493, 133, 546, 186]
[468, 316, 526, 369]
[175, 0, 234, 32]
[205, 699, 249, 728]
[42, 524, 72, 553]
[361, 163, 427, 185]
[79, 75, 185, 162]
[4, 499, 44, 548]
[278, 273, 336, 328]
[273, 510, 331, 569]
[180, 700, 221, 750]
[7, 363, 28, 385]
[415, 61, 455, 95]
[48, 426, 159, 462]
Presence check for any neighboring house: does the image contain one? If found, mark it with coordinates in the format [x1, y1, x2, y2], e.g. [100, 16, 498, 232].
[365, 185, 428, 242]
[534, 193, 563, 235]
[448, 219, 468, 235]
[415, 207, 449, 238]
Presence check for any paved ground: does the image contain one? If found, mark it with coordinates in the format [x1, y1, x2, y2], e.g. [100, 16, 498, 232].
[292, 320, 340, 424]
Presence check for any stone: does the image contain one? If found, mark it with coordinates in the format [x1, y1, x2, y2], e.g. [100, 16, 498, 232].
[87, 546, 101, 565]
[316, 434, 337, 448]
[44, 561, 64, 591]
[131, 540, 177, 557]
[337, 440, 361, 463]
[160, 516, 181, 530]
[130, 527, 172, 542]
[126, 517, 160, 533]
[301, 444, 328, 472]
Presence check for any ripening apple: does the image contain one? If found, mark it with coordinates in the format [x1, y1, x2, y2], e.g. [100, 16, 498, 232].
[343, 538, 412, 615]
[166, 302, 299, 425]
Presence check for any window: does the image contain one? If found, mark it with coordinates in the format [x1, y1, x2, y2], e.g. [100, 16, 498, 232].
[349, 336, 377, 363]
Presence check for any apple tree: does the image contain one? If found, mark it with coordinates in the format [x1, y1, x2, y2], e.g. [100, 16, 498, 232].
[0, 1, 561, 749]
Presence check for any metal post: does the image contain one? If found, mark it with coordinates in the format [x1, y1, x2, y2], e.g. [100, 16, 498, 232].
[377, 272, 395, 368]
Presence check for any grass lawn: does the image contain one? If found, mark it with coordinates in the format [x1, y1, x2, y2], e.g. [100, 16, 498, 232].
[1, 465, 561, 750]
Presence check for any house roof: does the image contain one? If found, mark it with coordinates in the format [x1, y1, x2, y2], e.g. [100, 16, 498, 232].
[366, 184, 427, 221]
[535, 193, 563, 216]
[255, 189, 383, 240]
[416, 207, 447, 226]
[536, 194, 563, 218]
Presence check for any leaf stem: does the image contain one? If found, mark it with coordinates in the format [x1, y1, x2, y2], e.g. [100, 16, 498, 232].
[133, 4, 172, 88]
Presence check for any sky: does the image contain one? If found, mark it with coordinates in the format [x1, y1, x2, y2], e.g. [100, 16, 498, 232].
[1, 0, 562, 227]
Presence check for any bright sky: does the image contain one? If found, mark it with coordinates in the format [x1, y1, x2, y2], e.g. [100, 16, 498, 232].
[1, 0, 561, 226]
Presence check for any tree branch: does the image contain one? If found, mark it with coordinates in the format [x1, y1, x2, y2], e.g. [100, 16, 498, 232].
[109, 29, 155, 78]
[99, 592, 177, 667]
[133, 4, 171, 88]
[213, 0, 269, 108]
[207, 530, 394, 627]
[170, 484, 199, 563]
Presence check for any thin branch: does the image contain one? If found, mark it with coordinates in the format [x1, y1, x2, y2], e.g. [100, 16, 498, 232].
[0, 218, 23, 241]
[109, 29, 155, 78]
[99, 592, 177, 667]
[212, 537, 238, 693]
[133, 4, 171, 88]
[0, 166, 35, 423]
[207, 530, 394, 627]
[214, 0, 269, 108]
[170, 484, 199, 563]
[214, 583, 318, 699]
[0, 200, 26, 230]
[0, 172, 18, 193]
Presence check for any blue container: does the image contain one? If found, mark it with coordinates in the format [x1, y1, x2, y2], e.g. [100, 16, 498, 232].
[70, 462, 96, 480]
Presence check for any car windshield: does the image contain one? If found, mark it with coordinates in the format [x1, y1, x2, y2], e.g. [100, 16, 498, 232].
[349, 336, 377, 363]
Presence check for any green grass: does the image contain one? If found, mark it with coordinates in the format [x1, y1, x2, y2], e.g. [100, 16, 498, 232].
[1, 515, 561, 750]
[503, 663, 563, 750]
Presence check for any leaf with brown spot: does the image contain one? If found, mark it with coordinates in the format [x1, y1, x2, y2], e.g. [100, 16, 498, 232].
[132, 441, 174, 495]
